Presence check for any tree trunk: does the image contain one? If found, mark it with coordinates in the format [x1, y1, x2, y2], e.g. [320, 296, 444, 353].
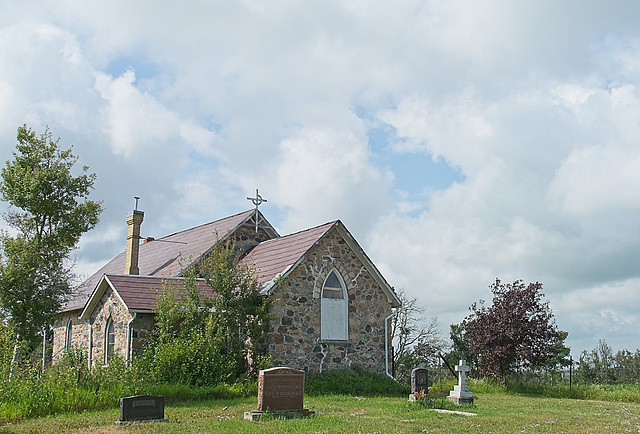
[9, 332, 20, 380]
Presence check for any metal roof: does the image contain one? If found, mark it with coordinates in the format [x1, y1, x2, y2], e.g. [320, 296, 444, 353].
[65, 209, 263, 312]
[79, 274, 213, 320]
[239, 221, 337, 288]
[239, 220, 401, 307]
[67, 210, 401, 316]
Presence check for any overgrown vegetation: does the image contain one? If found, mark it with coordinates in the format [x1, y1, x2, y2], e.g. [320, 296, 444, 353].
[305, 366, 409, 396]
[0, 346, 257, 422]
[136, 238, 272, 387]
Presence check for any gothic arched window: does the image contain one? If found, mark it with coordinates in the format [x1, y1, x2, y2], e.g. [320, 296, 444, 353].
[320, 269, 348, 341]
[105, 317, 115, 365]
[65, 320, 73, 349]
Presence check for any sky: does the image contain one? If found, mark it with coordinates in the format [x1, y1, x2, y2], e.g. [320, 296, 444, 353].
[1, 1, 639, 357]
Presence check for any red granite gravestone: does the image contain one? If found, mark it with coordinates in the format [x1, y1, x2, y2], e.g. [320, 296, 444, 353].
[245, 367, 315, 420]
[257, 367, 305, 411]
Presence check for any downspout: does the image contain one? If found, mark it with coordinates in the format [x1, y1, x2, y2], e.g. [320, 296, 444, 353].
[41, 327, 46, 372]
[126, 312, 137, 368]
[385, 309, 397, 379]
[86, 320, 92, 370]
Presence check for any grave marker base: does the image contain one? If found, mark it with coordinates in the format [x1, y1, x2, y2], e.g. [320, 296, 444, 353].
[244, 409, 316, 421]
[115, 418, 169, 425]
[446, 396, 475, 405]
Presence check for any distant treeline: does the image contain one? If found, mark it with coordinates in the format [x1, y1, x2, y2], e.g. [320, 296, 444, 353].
[574, 340, 640, 385]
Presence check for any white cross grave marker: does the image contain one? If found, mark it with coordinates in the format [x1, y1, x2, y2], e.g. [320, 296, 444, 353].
[447, 359, 474, 404]
[455, 360, 470, 388]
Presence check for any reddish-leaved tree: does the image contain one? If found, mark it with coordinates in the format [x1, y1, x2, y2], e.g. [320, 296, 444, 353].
[464, 279, 567, 383]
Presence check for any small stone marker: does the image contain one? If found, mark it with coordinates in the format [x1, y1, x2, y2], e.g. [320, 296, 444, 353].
[446, 360, 474, 405]
[117, 395, 168, 424]
[408, 367, 429, 402]
[245, 367, 315, 421]
[411, 368, 429, 394]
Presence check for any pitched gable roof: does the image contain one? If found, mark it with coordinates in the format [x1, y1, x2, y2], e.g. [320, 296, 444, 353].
[239, 220, 401, 307]
[79, 274, 213, 320]
[239, 221, 336, 288]
[65, 209, 276, 312]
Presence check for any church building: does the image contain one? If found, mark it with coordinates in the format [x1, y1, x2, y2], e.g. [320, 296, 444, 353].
[52, 199, 401, 375]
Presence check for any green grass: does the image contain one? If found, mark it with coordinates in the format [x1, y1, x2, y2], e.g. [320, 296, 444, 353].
[2, 389, 640, 433]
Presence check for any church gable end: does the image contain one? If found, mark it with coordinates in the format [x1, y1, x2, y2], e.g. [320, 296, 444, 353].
[89, 285, 132, 366]
[266, 225, 395, 373]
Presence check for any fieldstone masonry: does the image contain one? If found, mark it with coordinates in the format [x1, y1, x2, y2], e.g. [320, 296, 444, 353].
[266, 230, 393, 373]
[90, 286, 131, 365]
[52, 313, 88, 360]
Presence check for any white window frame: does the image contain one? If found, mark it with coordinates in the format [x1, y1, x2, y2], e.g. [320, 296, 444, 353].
[65, 319, 73, 349]
[105, 317, 115, 365]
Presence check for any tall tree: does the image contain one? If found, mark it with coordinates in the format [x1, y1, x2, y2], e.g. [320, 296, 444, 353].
[464, 278, 568, 383]
[0, 125, 102, 356]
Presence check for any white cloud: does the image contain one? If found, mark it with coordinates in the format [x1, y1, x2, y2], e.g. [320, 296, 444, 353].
[269, 124, 393, 237]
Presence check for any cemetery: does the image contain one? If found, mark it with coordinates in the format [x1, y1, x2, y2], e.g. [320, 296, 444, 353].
[4, 372, 640, 432]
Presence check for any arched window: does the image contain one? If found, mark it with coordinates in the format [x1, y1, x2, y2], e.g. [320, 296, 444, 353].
[320, 269, 348, 341]
[105, 317, 115, 365]
[65, 320, 73, 349]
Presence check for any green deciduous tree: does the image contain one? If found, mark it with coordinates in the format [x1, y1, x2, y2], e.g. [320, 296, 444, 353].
[445, 322, 477, 374]
[464, 278, 568, 384]
[0, 125, 102, 361]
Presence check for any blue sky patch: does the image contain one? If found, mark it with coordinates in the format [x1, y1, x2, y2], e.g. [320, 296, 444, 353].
[367, 122, 465, 200]
[106, 55, 161, 81]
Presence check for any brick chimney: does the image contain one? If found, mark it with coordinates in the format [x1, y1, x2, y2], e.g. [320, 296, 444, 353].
[124, 209, 144, 275]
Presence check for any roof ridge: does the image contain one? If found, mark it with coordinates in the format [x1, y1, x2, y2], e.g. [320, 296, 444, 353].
[105, 273, 206, 281]
[156, 209, 254, 240]
[255, 220, 337, 245]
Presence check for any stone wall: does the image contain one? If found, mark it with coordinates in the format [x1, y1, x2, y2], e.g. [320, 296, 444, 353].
[231, 223, 275, 255]
[266, 228, 394, 373]
[51, 310, 88, 362]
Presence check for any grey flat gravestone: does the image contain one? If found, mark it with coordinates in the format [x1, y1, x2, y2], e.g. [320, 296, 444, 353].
[245, 367, 315, 421]
[411, 368, 429, 393]
[447, 360, 474, 405]
[117, 395, 168, 424]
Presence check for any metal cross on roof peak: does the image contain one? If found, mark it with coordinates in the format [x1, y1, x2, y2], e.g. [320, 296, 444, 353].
[247, 189, 267, 233]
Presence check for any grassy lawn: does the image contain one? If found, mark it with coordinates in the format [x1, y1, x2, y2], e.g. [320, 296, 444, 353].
[2, 390, 640, 433]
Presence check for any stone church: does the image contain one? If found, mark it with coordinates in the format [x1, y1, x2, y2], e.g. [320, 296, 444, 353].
[52, 204, 401, 375]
